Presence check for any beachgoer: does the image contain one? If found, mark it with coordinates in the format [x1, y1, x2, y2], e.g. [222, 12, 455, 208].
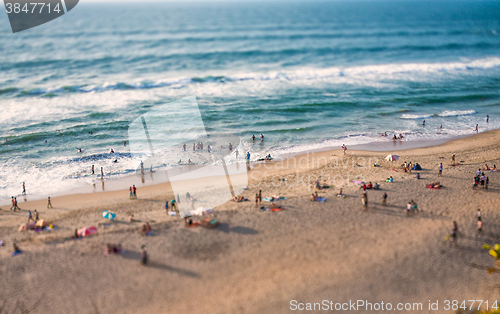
[132, 185, 137, 199]
[438, 163, 443, 177]
[382, 192, 387, 205]
[129, 187, 133, 200]
[255, 193, 259, 207]
[260, 134, 264, 141]
[91, 165, 95, 175]
[10, 196, 15, 211]
[252, 135, 255, 141]
[22, 182, 26, 195]
[310, 193, 317, 201]
[258, 190, 262, 205]
[129, 215, 134, 223]
[422, 120, 425, 126]
[342, 144, 347, 155]
[229, 143, 233, 151]
[476, 168, 482, 176]
[483, 164, 490, 170]
[367, 182, 373, 189]
[477, 220, 482, 233]
[246, 152, 250, 161]
[34, 209, 38, 222]
[140, 161, 144, 174]
[477, 209, 482, 221]
[193, 143, 196, 151]
[374, 183, 380, 190]
[124, 141, 127, 146]
[14, 197, 20, 211]
[337, 188, 343, 196]
[485, 177, 489, 190]
[407, 201, 412, 216]
[416, 173, 420, 179]
[47, 196, 52, 208]
[140, 245, 148, 265]
[183, 143, 186, 151]
[480, 173, 485, 187]
[475, 124, 478, 133]
[100, 167, 104, 179]
[361, 191, 367, 207]
[451, 153, 455, 165]
[487, 115, 489, 123]
[235, 149, 239, 158]
[171, 199, 177, 211]
[188, 159, 192, 164]
[27, 210, 33, 223]
[13, 243, 21, 255]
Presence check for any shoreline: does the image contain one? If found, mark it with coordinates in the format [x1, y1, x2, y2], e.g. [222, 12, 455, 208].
[3, 128, 498, 208]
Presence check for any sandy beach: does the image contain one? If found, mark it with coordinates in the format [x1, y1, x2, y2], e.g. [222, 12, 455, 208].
[1, 130, 500, 313]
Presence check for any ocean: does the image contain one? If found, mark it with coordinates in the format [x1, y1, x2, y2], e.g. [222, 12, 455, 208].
[1, 0, 500, 203]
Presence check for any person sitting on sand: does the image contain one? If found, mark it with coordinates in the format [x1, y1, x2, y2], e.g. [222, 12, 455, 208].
[140, 222, 152, 235]
[184, 216, 194, 226]
[415, 173, 420, 179]
[270, 202, 282, 209]
[337, 188, 343, 196]
[483, 164, 490, 171]
[128, 215, 134, 223]
[373, 183, 380, 190]
[72, 229, 80, 238]
[493, 164, 497, 170]
[13, 243, 21, 255]
[386, 176, 393, 183]
[367, 182, 373, 189]
[427, 182, 441, 188]
[310, 193, 317, 201]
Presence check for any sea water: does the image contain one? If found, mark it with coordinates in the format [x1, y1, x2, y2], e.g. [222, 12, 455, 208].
[1, 0, 500, 203]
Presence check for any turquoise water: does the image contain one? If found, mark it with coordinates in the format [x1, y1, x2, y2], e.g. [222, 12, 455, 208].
[1, 0, 500, 202]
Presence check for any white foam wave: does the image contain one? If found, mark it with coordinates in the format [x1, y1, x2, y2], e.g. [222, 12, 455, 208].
[438, 110, 476, 117]
[400, 114, 433, 119]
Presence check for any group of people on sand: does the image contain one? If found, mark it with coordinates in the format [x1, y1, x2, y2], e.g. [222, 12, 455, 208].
[473, 169, 489, 190]
[359, 182, 379, 190]
[129, 185, 137, 199]
[254, 190, 262, 206]
[401, 161, 414, 174]
[406, 200, 418, 216]
[233, 195, 247, 202]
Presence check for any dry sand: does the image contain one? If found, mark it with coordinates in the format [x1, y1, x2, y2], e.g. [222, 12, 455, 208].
[1, 130, 500, 313]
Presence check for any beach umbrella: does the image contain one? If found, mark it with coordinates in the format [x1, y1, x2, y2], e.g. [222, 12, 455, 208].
[101, 210, 116, 221]
[77, 226, 97, 237]
[385, 154, 399, 161]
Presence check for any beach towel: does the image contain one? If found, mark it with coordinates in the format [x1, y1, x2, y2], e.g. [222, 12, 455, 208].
[315, 197, 327, 202]
[336, 194, 346, 198]
[12, 251, 22, 256]
[263, 196, 286, 202]
[185, 222, 200, 228]
[270, 207, 284, 212]
[168, 211, 177, 216]
[391, 169, 397, 172]
[261, 207, 270, 211]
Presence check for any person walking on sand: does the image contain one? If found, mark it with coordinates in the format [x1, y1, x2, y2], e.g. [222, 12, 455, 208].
[140, 245, 148, 265]
[258, 190, 262, 205]
[451, 153, 455, 166]
[342, 144, 347, 155]
[477, 219, 482, 233]
[475, 124, 478, 133]
[47, 196, 53, 208]
[438, 163, 443, 177]
[485, 177, 489, 190]
[27, 210, 33, 223]
[255, 193, 259, 207]
[13, 197, 20, 211]
[382, 192, 387, 205]
[132, 185, 137, 199]
[33, 209, 39, 222]
[10, 196, 15, 211]
[129, 187, 133, 200]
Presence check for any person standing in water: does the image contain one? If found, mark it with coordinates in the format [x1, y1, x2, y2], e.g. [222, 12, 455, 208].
[252, 135, 256, 142]
[422, 120, 425, 126]
[486, 115, 489, 123]
[260, 134, 264, 141]
[475, 124, 478, 133]
[100, 167, 104, 179]
[91, 165, 95, 175]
